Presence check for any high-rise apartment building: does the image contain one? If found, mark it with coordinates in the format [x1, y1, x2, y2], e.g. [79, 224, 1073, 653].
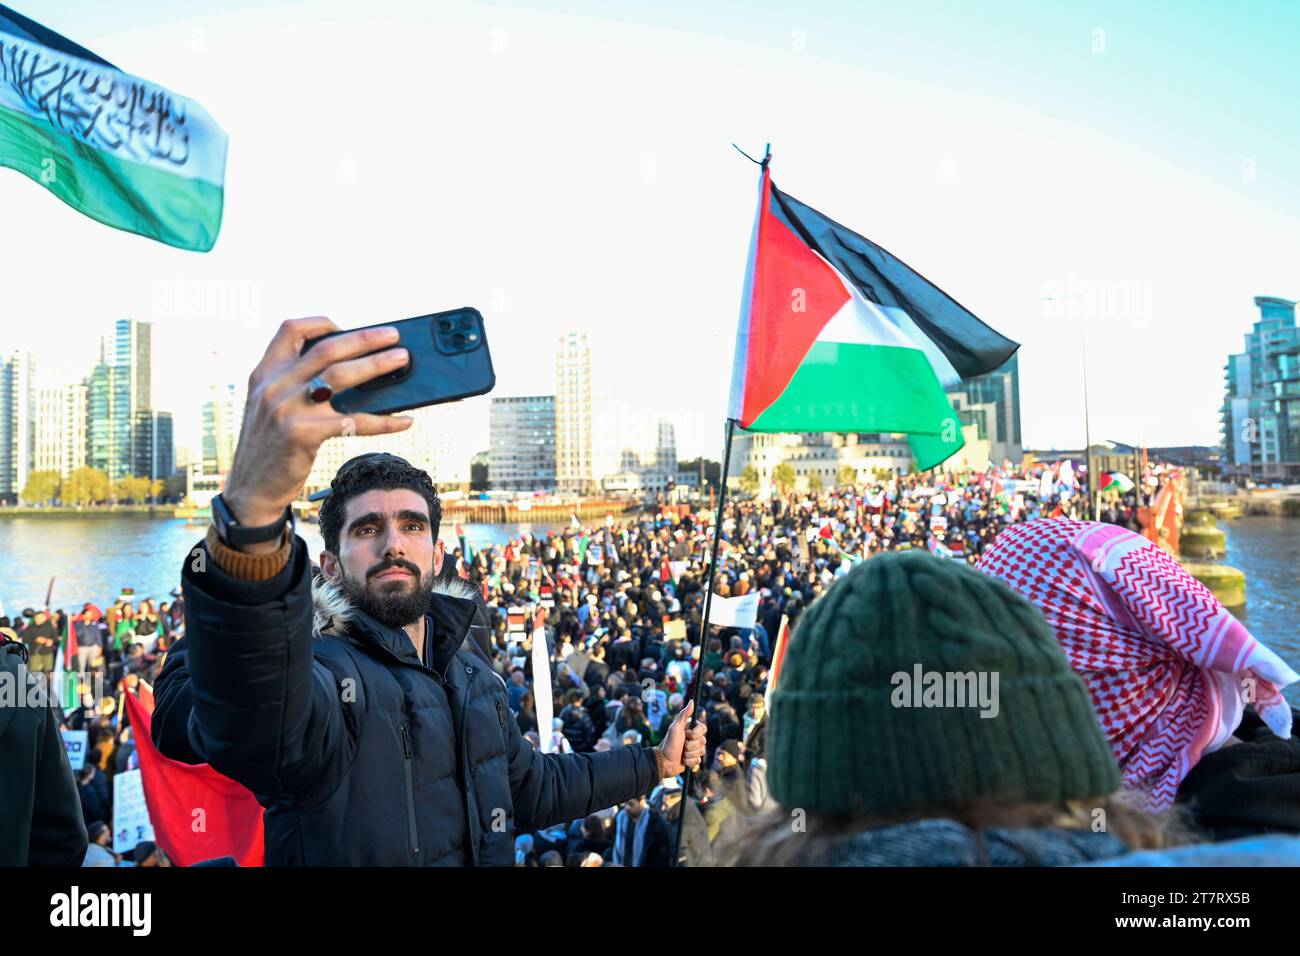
[0, 351, 35, 503]
[944, 354, 1022, 465]
[1222, 296, 1300, 482]
[33, 384, 88, 480]
[305, 403, 470, 497]
[86, 346, 123, 480]
[555, 331, 595, 495]
[84, 320, 173, 481]
[489, 395, 556, 492]
[202, 383, 243, 474]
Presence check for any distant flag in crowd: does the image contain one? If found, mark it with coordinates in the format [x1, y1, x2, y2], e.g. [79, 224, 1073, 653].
[506, 607, 527, 638]
[122, 690, 264, 866]
[927, 534, 962, 561]
[53, 614, 79, 712]
[0, 5, 228, 250]
[62, 610, 77, 664]
[570, 513, 581, 530]
[814, 518, 862, 565]
[727, 153, 1019, 470]
[1099, 472, 1134, 494]
[765, 616, 791, 713]
[51, 645, 68, 712]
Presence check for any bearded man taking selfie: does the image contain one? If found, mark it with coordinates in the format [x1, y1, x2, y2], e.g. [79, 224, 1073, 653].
[152, 317, 706, 866]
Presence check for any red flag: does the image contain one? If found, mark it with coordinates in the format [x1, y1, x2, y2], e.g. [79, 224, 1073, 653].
[136, 679, 155, 714]
[64, 614, 79, 661]
[123, 691, 265, 867]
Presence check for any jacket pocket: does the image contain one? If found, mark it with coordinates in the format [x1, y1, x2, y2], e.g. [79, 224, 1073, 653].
[400, 721, 419, 857]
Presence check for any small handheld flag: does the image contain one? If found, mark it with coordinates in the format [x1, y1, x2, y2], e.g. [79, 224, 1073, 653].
[1100, 472, 1134, 494]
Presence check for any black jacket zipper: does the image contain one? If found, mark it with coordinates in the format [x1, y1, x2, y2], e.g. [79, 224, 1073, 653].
[400, 721, 419, 858]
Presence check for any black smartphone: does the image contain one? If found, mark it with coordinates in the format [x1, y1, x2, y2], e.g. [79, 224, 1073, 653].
[300, 307, 496, 415]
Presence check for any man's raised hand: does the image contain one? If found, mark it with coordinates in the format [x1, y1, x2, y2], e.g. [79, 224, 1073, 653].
[223, 317, 413, 536]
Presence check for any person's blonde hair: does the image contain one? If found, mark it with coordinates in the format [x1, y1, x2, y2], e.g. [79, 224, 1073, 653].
[715, 791, 1193, 867]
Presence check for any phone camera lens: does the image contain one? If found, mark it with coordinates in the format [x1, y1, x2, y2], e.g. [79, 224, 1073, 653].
[458, 316, 473, 330]
[452, 332, 466, 348]
[439, 319, 453, 332]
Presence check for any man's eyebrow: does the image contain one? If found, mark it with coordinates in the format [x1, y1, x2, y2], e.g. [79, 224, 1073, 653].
[346, 509, 431, 533]
[346, 511, 384, 534]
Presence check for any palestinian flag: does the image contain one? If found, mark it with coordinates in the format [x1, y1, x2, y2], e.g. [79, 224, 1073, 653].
[728, 157, 1018, 470]
[1100, 472, 1134, 494]
[0, 5, 227, 251]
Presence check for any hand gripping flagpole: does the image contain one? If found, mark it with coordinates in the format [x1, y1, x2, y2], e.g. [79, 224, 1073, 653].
[671, 416, 737, 866]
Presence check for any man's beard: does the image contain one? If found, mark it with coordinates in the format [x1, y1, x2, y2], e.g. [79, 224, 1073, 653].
[340, 557, 435, 629]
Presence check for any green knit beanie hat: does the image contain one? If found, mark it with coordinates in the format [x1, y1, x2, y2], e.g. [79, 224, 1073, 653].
[767, 550, 1120, 817]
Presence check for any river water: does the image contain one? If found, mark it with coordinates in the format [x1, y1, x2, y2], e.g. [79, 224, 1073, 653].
[0, 514, 1293, 683]
[0, 516, 563, 614]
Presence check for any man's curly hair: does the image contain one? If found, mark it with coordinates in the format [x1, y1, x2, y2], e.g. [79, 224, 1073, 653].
[319, 454, 442, 555]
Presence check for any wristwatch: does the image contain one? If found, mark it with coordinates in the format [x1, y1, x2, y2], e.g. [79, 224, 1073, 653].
[211, 493, 294, 548]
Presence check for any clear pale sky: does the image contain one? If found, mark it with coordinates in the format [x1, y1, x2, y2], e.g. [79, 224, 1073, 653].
[3, 0, 1298, 462]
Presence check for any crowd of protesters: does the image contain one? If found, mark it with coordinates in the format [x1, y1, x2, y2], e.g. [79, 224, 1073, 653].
[0, 592, 182, 866]
[440, 463, 1161, 866]
[11, 456, 1298, 868]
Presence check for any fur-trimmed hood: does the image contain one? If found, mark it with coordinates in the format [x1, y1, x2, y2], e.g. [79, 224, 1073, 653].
[311, 571, 482, 638]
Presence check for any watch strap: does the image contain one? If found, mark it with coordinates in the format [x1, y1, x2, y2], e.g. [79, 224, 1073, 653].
[212, 493, 294, 546]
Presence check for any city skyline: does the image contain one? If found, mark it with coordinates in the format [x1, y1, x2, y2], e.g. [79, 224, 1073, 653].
[6, 295, 1293, 499]
[3, 2, 1298, 462]
[2, 318, 176, 501]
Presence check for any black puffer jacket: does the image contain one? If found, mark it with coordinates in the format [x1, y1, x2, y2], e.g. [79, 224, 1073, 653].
[560, 704, 597, 752]
[152, 536, 661, 866]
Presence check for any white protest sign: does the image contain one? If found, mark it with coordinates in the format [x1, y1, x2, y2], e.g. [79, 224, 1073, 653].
[709, 592, 759, 629]
[61, 729, 88, 771]
[112, 769, 154, 852]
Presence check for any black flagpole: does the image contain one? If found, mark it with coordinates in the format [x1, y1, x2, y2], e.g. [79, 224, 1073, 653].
[670, 143, 768, 866]
[671, 416, 737, 865]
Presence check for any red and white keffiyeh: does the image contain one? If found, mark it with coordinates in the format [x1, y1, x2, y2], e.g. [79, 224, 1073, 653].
[976, 519, 1297, 810]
